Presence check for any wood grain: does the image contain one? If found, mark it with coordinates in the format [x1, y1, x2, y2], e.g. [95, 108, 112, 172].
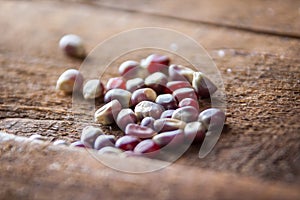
[0, 133, 299, 200]
[89, 0, 300, 38]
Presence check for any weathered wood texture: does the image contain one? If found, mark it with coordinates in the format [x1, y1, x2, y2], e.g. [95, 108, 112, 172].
[1, 133, 300, 200]
[0, 0, 299, 199]
[91, 0, 300, 38]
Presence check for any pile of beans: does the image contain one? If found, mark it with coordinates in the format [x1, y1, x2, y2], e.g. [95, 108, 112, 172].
[56, 53, 226, 158]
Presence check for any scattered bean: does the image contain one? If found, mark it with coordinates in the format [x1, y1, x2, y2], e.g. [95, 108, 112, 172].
[56, 69, 84, 94]
[80, 126, 104, 148]
[152, 129, 185, 148]
[141, 54, 170, 75]
[94, 99, 122, 125]
[59, 34, 86, 58]
[29, 134, 48, 141]
[192, 72, 217, 98]
[173, 87, 198, 103]
[83, 79, 104, 99]
[116, 108, 138, 131]
[198, 108, 226, 129]
[168, 64, 195, 82]
[104, 88, 132, 108]
[134, 101, 165, 120]
[119, 60, 139, 76]
[70, 141, 85, 148]
[56, 53, 223, 160]
[126, 78, 145, 92]
[178, 98, 200, 111]
[125, 123, 157, 139]
[166, 81, 192, 92]
[140, 117, 156, 130]
[115, 135, 141, 151]
[98, 146, 123, 155]
[131, 88, 157, 106]
[94, 135, 116, 150]
[122, 64, 149, 80]
[133, 139, 160, 157]
[106, 77, 126, 91]
[160, 109, 175, 119]
[172, 106, 199, 123]
[154, 118, 186, 133]
[155, 94, 177, 109]
[184, 121, 207, 143]
[141, 54, 170, 68]
[144, 72, 168, 93]
[53, 139, 69, 146]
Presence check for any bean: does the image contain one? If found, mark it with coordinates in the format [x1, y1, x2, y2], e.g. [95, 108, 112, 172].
[122, 65, 149, 80]
[141, 54, 170, 68]
[119, 60, 139, 76]
[184, 121, 207, 143]
[178, 98, 200, 111]
[59, 34, 86, 58]
[155, 94, 177, 109]
[134, 101, 165, 120]
[94, 135, 116, 150]
[104, 88, 132, 108]
[166, 80, 192, 92]
[140, 117, 156, 130]
[126, 78, 145, 92]
[168, 64, 195, 83]
[173, 87, 198, 103]
[56, 69, 84, 94]
[83, 79, 104, 99]
[172, 106, 199, 123]
[125, 123, 156, 139]
[106, 77, 126, 91]
[98, 146, 123, 155]
[198, 108, 226, 129]
[144, 72, 169, 94]
[116, 108, 138, 131]
[29, 134, 48, 141]
[133, 139, 160, 157]
[53, 140, 69, 146]
[131, 88, 157, 106]
[80, 126, 104, 148]
[192, 72, 217, 98]
[141, 54, 170, 75]
[160, 109, 175, 119]
[115, 135, 141, 151]
[70, 141, 86, 148]
[154, 118, 186, 133]
[94, 99, 122, 125]
[152, 129, 185, 148]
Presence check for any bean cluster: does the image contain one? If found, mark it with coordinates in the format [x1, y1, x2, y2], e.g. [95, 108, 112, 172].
[56, 54, 225, 158]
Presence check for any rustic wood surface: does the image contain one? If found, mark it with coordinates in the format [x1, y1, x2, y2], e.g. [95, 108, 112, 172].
[92, 0, 300, 38]
[1, 133, 299, 200]
[0, 0, 299, 199]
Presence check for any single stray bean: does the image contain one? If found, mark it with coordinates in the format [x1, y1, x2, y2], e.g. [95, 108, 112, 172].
[59, 34, 86, 58]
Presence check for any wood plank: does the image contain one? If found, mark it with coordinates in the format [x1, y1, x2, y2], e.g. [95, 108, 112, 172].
[0, 0, 299, 59]
[90, 0, 300, 38]
[0, 132, 299, 200]
[0, 0, 299, 191]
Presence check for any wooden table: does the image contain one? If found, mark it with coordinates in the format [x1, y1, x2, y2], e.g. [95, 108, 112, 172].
[0, 0, 299, 199]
